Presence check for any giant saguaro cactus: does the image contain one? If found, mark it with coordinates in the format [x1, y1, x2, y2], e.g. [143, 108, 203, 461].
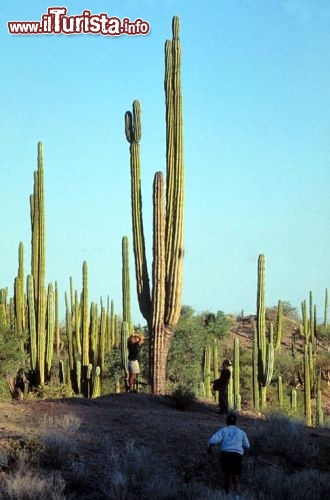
[125, 17, 184, 394]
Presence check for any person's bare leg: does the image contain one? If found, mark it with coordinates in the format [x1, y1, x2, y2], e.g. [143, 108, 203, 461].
[128, 373, 135, 391]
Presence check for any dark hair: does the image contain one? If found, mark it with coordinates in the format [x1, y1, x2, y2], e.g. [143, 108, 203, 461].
[226, 413, 236, 426]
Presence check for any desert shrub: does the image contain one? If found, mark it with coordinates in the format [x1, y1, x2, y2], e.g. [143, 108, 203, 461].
[1, 438, 43, 467]
[39, 413, 81, 470]
[246, 460, 330, 500]
[101, 439, 180, 499]
[40, 413, 81, 434]
[40, 431, 76, 469]
[251, 413, 318, 467]
[180, 480, 246, 499]
[0, 468, 66, 500]
[172, 385, 195, 410]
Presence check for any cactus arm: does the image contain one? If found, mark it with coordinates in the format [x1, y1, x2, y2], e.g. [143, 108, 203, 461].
[125, 101, 151, 320]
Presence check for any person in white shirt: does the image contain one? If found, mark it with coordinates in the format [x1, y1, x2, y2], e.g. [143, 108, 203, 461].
[207, 413, 250, 497]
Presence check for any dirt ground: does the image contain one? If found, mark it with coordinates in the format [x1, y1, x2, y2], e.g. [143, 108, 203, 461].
[1, 392, 330, 497]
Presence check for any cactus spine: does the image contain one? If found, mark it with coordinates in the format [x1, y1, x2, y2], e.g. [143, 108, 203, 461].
[125, 16, 184, 394]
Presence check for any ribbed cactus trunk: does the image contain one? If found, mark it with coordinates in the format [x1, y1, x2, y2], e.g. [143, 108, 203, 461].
[252, 328, 259, 412]
[304, 344, 312, 426]
[27, 274, 37, 372]
[14, 241, 25, 337]
[122, 236, 132, 334]
[81, 260, 90, 397]
[324, 288, 328, 327]
[233, 337, 241, 410]
[255, 254, 274, 409]
[275, 299, 282, 352]
[46, 283, 55, 379]
[30, 142, 47, 385]
[125, 17, 184, 394]
[203, 346, 211, 399]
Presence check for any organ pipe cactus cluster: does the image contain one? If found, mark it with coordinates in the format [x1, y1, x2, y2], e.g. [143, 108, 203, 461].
[64, 262, 115, 397]
[125, 16, 184, 394]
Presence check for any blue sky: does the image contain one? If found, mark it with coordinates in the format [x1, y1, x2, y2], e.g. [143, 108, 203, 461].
[1, 0, 329, 325]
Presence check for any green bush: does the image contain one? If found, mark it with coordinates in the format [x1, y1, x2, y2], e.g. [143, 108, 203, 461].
[317, 324, 330, 340]
[0, 328, 30, 400]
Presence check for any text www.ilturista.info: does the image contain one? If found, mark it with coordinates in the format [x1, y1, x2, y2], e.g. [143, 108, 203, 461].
[7, 7, 150, 36]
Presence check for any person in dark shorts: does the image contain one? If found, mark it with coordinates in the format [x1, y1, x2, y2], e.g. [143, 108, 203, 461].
[207, 413, 250, 497]
[213, 359, 231, 414]
[127, 333, 143, 392]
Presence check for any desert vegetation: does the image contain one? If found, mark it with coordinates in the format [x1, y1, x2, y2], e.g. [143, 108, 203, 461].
[1, 14, 329, 500]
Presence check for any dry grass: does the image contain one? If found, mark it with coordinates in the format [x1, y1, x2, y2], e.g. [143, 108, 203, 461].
[0, 394, 329, 499]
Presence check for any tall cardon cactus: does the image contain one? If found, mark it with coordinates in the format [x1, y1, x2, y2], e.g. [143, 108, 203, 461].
[29, 142, 47, 384]
[254, 254, 274, 409]
[125, 17, 184, 394]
